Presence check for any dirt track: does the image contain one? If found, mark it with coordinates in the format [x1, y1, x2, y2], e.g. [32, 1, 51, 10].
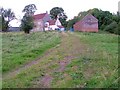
[3, 32, 87, 88]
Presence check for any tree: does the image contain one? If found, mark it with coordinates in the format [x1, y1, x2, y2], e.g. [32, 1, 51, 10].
[22, 4, 37, 16]
[78, 11, 88, 19]
[21, 15, 34, 33]
[0, 8, 15, 31]
[118, 22, 120, 35]
[104, 21, 118, 34]
[50, 7, 68, 27]
[21, 4, 37, 34]
[67, 16, 80, 29]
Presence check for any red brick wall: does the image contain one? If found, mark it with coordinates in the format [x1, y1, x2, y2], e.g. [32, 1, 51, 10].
[73, 14, 98, 32]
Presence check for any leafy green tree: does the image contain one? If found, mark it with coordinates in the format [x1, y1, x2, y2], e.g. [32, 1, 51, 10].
[112, 14, 120, 24]
[78, 11, 88, 18]
[21, 15, 34, 33]
[50, 7, 67, 27]
[22, 4, 37, 16]
[67, 16, 80, 29]
[1, 16, 7, 31]
[21, 4, 37, 34]
[104, 21, 118, 33]
[0, 8, 15, 31]
[117, 22, 120, 35]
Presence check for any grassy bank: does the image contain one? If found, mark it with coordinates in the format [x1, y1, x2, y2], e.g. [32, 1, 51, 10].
[55, 32, 118, 88]
[2, 32, 119, 88]
[2, 31, 60, 73]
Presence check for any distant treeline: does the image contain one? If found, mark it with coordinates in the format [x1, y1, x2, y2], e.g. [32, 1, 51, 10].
[67, 8, 120, 35]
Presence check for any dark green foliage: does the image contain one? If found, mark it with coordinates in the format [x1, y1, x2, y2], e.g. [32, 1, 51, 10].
[0, 7, 15, 31]
[104, 21, 118, 33]
[21, 4, 37, 34]
[0, 16, 7, 31]
[67, 16, 80, 29]
[21, 15, 34, 34]
[22, 4, 37, 16]
[50, 7, 64, 19]
[67, 8, 120, 34]
[118, 22, 120, 35]
[104, 21, 120, 35]
[1, 16, 9, 32]
[50, 7, 68, 27]
[78, 11, 88, 18]
[59, 17, 68, 28]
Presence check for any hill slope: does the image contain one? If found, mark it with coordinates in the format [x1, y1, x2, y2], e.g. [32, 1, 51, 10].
[2, 32, 118, 88]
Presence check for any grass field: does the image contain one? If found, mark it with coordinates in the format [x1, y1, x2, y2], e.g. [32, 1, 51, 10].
[2, 31, 60, 73]
[55, 32, 118, 88]
[2, 31, 119, 88]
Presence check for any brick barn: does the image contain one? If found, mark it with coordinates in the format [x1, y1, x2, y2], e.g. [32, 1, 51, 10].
[74, 13, 98, 32]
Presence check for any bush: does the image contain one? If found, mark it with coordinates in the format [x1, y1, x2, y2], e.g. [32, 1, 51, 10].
[104, 21, 118, 34]
[118, 22, 120, 35]
[100, 24, 106, 30]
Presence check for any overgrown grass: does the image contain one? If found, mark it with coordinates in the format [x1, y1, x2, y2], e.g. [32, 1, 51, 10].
[2, 32, 119, 88]
[2, 31, 60, 73]
[53, 32, 118, 88]
[76, 32, 118, 54]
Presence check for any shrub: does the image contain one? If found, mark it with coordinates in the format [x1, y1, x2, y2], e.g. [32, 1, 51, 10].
[118, 22, 120, 35]
[104, 21, 118, 34]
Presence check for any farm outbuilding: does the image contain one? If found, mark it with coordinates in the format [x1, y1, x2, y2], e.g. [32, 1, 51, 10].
[74, 13, 98, 32]
[32, 11, 64, 31]
[32, 12, 51, 31]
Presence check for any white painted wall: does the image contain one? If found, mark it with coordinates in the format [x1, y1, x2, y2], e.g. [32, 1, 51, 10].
[55, 18, 61, 26]
[49, 25, 58, 30]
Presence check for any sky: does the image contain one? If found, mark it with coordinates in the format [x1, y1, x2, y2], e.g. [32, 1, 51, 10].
[0, 0, 119, 27]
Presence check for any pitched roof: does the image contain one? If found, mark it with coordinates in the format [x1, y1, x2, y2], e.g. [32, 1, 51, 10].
[33, 13, 47, 20]
[81, 13, 98, 21]
[48, 20, 64, 28]
[74, 13, 98, 26]
[48, 20, 56, 25]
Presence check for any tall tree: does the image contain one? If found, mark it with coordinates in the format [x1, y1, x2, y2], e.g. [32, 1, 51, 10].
[22, 4, 37, 16]
[21, 15, 34, 33]
[21, 4, 37, 34]
[0, 8, 15, 31]
[50, 7, 68, 27]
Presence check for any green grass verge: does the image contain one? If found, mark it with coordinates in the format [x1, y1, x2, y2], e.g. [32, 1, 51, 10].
[2, 32, 119, 88]
[2, 31, 60, 73]
[51, 32, 118, 88]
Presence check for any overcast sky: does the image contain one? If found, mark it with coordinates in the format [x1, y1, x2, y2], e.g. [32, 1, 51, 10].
[0, 0, 119, 26]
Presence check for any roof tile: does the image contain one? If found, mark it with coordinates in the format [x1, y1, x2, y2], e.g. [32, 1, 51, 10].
[33, 13, 47, 20]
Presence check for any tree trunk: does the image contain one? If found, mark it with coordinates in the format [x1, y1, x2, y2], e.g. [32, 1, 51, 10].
[25, 30, 30, 34]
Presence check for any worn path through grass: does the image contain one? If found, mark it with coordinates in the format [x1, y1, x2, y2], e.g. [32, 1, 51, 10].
[3, 32, 118, 88]
[3, 32, 88, 88]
